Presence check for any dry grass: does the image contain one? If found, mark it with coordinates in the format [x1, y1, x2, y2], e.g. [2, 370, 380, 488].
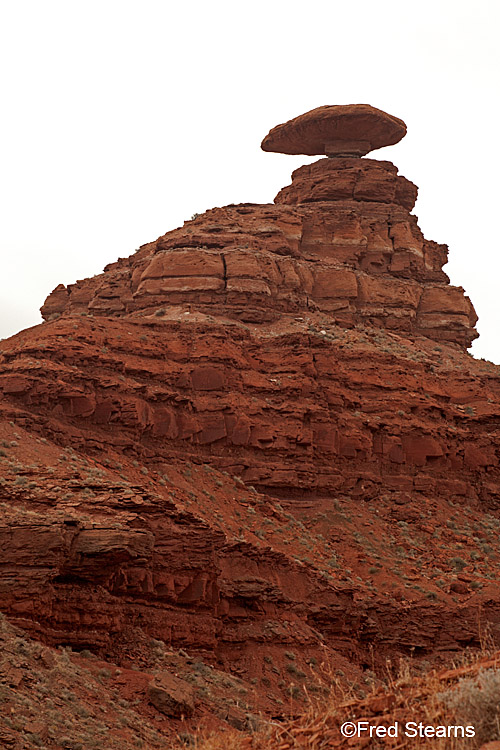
[2, 609, 500, 749]
[181, 644, 500, 750]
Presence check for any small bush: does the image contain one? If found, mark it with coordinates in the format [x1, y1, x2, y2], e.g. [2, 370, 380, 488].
[450, 557, 467, 571]
[441, 668, 500, 745]
[286, 663, 306, 678]
[287, 685, 302, 699]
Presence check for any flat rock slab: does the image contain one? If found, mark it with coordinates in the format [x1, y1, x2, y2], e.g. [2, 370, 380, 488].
[261, 104, 406, 157]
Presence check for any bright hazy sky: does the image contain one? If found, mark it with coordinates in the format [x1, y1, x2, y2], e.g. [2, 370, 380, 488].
[1, 0, 499, 362]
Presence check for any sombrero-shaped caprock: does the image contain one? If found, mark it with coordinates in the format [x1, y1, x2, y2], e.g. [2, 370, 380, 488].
[261, 104, 407, 157]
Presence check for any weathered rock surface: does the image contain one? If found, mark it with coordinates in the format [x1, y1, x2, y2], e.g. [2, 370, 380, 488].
[275, 157, 418, 210]
[261, 103, 407, 156]
[147, 672, 194, 717]
[39, 198, 477, 349]
[1, 104, 500, 734]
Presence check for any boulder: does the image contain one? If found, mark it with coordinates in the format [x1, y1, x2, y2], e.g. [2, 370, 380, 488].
[147, 672, 195, 717]
[261, 103, 406, 157]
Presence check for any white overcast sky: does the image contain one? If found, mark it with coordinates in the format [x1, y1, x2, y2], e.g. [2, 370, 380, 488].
[1, 0, 499, 362]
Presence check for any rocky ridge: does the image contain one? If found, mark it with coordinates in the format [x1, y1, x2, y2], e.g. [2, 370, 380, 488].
[41, 157, 477, 349]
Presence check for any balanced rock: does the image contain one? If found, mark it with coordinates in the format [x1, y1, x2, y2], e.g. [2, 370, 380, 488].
[261, 103, 407, 157]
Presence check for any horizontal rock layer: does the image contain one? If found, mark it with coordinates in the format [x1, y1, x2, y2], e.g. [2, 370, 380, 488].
[1, 312, 500, 679]
[275, 157, 418, 210]
[1, 150, 498, 725]
[41, 185, 477, 349]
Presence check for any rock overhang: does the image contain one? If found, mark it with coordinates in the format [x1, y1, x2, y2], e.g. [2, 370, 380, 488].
[261, 104, 407, 158]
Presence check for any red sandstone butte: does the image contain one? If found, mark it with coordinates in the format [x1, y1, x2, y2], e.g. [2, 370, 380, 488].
[0, 104, 499, 740]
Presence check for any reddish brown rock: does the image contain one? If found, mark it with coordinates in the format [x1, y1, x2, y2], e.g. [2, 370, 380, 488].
[37, 201, 477, 348]
[147, 672, 195, 717]
[0, 102, 499, 742]
[40, 283, 69, 319]
[450, 581, 470, 595]
[275, 157, 418, 210]
[261, 103, 406, 157]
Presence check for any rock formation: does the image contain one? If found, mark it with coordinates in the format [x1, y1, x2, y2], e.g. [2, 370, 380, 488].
[261, 103, 407, 157]
[1, 104, 500, 737]
[40, 107, 477, 350]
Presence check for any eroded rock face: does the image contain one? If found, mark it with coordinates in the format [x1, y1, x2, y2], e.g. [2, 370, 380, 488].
[1, 313, 500, 700]
[1, 106, 499, 726]
[40, 198, 477, 349]
[38, 103, 475, 350]
[274, 157, 418, 211]
[147, 672, 195, 717]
